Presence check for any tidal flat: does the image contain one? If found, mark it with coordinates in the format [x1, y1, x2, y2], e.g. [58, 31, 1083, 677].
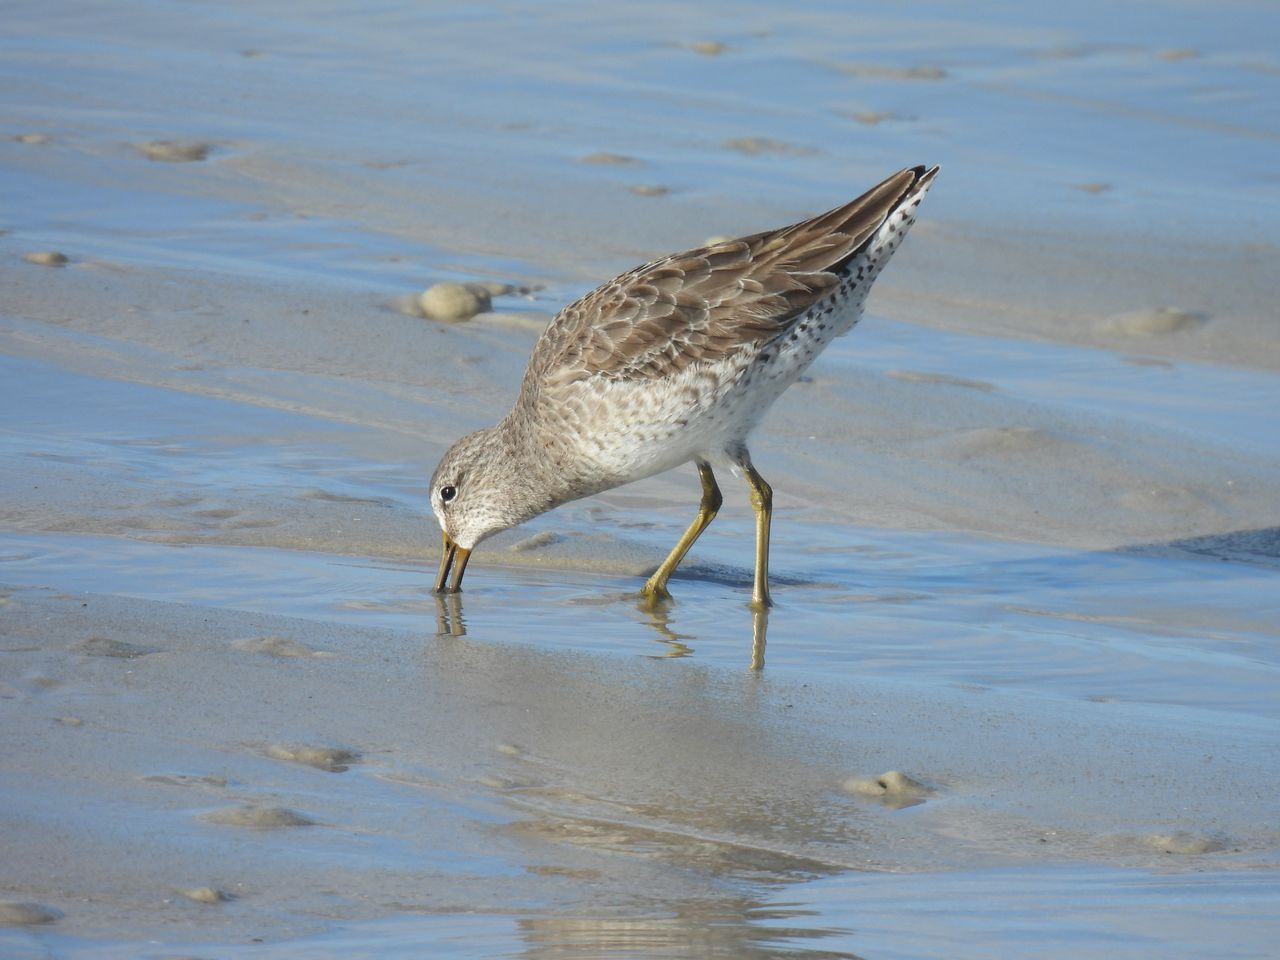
[2, 1, 1278, 957]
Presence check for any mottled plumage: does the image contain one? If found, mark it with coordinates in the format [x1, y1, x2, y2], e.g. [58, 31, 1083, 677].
[432, 165, 938, 605]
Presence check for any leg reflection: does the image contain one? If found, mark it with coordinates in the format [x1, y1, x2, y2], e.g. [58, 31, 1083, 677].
[635, 596, 768, 670]
[434, 591, 466, 638]
[635, 600, 694, 659]
[749, 604, 767, 672]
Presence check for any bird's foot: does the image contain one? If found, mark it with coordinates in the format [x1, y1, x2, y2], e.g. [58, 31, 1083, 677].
[638, 580, 674, 609]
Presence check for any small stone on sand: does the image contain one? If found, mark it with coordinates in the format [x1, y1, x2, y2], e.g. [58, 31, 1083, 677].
[137, 139, 211, 163]
[1143, 832, 1225, 854]
[579, 152, 640, 166]
[629, 184, 670, 197]
[57, 715, 84, 727]
[180, 886, 229, 904]
[24, 250, 68, 267]
[847, 111, 895, 125]
[1071, 182, 1112, 194]
[14, 133, 52, 145]
[266, 744, 359, 772]
[1105, 307, 1205, 335]
[690, 40, 727, 56]
[843, 770, 934, 799]
[419, 282, 491, 322]
[0, 901, 60, 925]
[201, 805, 315, 828]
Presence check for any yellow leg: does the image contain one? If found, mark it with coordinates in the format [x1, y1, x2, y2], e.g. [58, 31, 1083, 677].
[742, 462, 773, 610]
[641, 460, 722, 606]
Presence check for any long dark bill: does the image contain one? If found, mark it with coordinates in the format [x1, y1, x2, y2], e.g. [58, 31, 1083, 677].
[434, 531, 472, 593]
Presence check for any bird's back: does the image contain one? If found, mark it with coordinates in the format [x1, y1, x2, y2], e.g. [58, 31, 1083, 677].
[524, 165, 937, 393]
[512, 165, 938, 488]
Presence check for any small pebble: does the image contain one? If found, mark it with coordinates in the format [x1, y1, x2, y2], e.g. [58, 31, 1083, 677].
[842, 770, 934, 799]
[0, 901, 60, 925]
[1105, 306, 1205, 335]
[13, 133, 51, 145]
[690, 40, 727, 56]
[266, 744, 359, 772]
[629, 184, 670, 197]
[137, 140, 211, 163]
[419, 282, 490, 322]
[847, 111, 894, 125]
[24, 250, 68, 267]
[179, 886, 229, 904]
[1143, 832, 1225, 855]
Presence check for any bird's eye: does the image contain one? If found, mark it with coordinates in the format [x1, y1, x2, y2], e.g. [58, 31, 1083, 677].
[439, 485, 457, 503]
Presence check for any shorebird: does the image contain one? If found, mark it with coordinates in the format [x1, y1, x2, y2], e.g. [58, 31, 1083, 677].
[432, 165, 938, 607]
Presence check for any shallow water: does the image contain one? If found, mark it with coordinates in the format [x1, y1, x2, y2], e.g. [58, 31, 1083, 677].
[8, 868, 1277, 959]
[3, 0, 1280, 956]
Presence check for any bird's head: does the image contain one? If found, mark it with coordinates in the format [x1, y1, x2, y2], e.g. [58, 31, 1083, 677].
[429, 423, 550, 591]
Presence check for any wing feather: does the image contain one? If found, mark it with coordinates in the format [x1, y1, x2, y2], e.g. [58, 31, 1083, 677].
[528, 166, 929, 387]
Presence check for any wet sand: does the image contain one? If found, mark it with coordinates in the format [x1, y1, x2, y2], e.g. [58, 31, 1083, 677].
[2, 1, 1279, 957]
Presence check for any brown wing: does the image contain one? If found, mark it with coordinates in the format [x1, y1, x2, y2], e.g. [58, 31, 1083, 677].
[528, 166, 930, 387]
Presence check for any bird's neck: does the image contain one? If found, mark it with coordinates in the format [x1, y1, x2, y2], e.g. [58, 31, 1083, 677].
[496, 406, 583, 512]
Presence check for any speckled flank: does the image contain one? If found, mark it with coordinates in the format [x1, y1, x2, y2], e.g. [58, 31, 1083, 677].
[431, 166, 937, 554]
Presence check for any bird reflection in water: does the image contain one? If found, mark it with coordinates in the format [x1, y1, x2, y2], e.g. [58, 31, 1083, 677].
[434, 589, 766, 670]
[638, 597, 767, 671]
[434, 590, 466, 638]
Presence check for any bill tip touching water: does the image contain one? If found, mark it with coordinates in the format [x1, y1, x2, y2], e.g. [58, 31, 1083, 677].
[432, 164, 939, 604]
